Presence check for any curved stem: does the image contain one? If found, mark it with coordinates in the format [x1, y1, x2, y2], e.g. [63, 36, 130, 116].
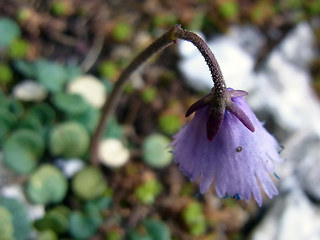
[90, 26, 178, 165]
[172, 26, 226, 92]
[90, 25, 227, 165]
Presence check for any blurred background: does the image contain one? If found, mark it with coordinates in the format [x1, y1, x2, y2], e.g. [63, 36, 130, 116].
[0, 0, 320, 239]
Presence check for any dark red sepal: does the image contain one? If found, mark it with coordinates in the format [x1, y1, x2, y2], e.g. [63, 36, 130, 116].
[206, 106, 225, 141]
[185, 94, 212, 117]
[226, 101, 255, 132]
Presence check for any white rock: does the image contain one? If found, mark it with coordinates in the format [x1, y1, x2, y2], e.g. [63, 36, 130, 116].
[55, 158, 84, 178]
[178, 32, 255, 92]
[280, 129, 320, 200]
[12, 80, 47, 101]
[248, 23, 320, 135]
[280, 22, 315, 68]
[67, 75, 107, 108]
[99, 138, 129, 168]
[228, 25, 265, 57]
[0, 184, 45, 221]
[251, 189, 320, 240]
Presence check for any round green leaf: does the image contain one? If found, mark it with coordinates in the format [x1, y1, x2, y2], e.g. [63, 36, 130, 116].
[0, 18, 21, 47]
[126, 229, 152, 240]
[36, 230, 58, 240]
[69, 107, 100, 133]
[69, 211, 99, 239]
[34, 210, 69, 234]
[52, 92, 90, 115]
[65, 62, 83, 82]
[104, 116, 124, 139]
[9, 38, 29, 59]
[134, 178, 163, 205]
[0, 108, 16, 144]
[3, 129, 44, 173]
[0, 206, 14, 240]
[3, 142, 37, 174]
[0, 197, 31, 240]
[112, 22, 132, 42]
[18, 114, 43, 133]
[26, 164, 68, 204]
[158, 114, 182, 135]
[29, 103, 56, 125]
[5, 129, 44, 157]
[72, 167, 107, 201]
[0, 64, 13, 84]
[35, 60, 67, 92]
[142, 134, 172, 168]
[182, 201, 207, 235]
[13, 60, 36, 78]
[142, 219, 171, 240]
[49, 122, 89, 158]
[5, 97, 24, 117]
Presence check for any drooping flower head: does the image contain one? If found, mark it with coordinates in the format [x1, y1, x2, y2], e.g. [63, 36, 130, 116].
[172, 87, 282, 206]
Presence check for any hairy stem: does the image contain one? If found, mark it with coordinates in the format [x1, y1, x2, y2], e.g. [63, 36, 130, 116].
[90, 25, 226, 165]
[172, 27, 226, 92]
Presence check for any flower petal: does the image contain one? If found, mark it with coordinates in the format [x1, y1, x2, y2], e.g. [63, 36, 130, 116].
[172, 93, 282, 206]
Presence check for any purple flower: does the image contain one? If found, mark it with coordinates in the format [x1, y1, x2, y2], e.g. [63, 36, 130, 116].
[171, 88, 282, 206]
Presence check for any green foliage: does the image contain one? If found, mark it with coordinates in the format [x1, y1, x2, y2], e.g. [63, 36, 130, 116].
[51, 1, 68, 16]
[71, 167, 108, 201]
[99, 60, 119, 80]
[3, 129, 44, 174]
[142, 134, 172, 168]
[219, 1, 239, 19]
[34, 206, 70, 234]
[141, 87, 157, 103]
[0, 63, 13, 84]
[127, 219, 171, 240]
[127, 230, 153, 240]
[182, 201, 207, 235]
[188, 12, 205, 31]
[35, 59, 67, 92]
[26, 164, 68, 204]
[112, 22, 132, 42]
[9, 38, 29, 59]
[13, 60, 35, 78]
[65, 62, 83, 82]
[0, 108, 16, 145]
[18, 114, 44, 133]
[158, 114, 182, 135]
[134, 178, 163, 204]
[3, 97, 24, 118]
[153, 13, 178, 28]
[69, 210, 102, 239]
[107, 231, 122, 240]
[49, 121, 89, 158]
[0, 197, 31, 240]
[36, 230, 58, 240]
[104, 116, 124, 139]
[69, 107, 100, 133]
[52, 92, 90, 115]
[0, 18, 21, 47]
[0, 206, 14, 240]
[29, 103, 56, 126]
[305, 0, 320, 15]
[142, 219, 171, 240]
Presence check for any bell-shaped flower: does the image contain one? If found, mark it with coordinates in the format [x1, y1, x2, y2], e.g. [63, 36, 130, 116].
[171, 88, 282, 206]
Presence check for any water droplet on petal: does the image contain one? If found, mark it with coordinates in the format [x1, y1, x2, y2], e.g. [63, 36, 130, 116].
[236, 147, 242, 152]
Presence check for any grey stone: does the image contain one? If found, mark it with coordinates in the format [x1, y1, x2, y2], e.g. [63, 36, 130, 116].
[251, 188, 320, 240]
